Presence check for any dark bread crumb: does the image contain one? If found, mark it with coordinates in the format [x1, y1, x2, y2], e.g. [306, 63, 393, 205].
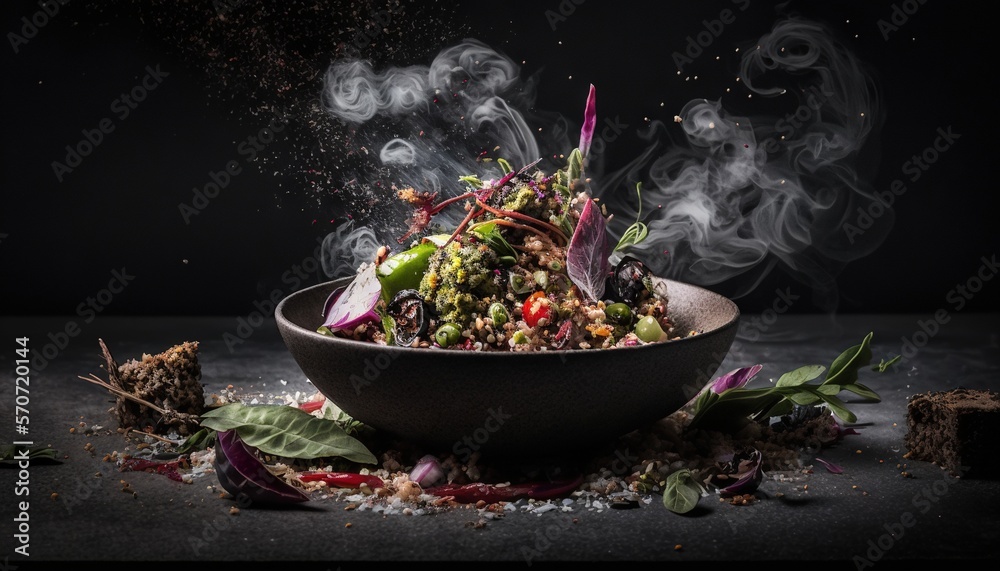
[105, 340, 205, 436]
[904, 388, 1000, 479]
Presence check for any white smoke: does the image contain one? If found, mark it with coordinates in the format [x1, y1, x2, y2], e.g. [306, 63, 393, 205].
[320, 19, 891, 310]
[597, 17, 890, 310]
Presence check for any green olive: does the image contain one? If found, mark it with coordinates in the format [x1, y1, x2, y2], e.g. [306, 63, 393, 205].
[489, 303, 509, 327]
[634, 316, 667, 343]
[605, 303, 633, 326]
[434, 323, 463, 347]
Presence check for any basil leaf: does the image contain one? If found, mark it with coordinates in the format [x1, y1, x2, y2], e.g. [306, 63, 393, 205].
[824, 332, 873, 387]
[200, 403, 377, 464]
[663, 469, 702, 514]
[841, 382, 881, 402]
[815, 392, 857, 423]
[776, 365, 826, 387]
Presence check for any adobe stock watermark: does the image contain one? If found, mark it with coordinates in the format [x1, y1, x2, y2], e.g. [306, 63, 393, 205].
[8, 0, 71, 54]
[31, 267, 136, 372]
[897, 254, 997, 363]
[178, 107, 290, 224]
[352, 2, 406, 49]
[451, 407, 513, 462]
[759, 84, 837, 154]
[187, 486, 255, 557]
[843, 125, 960, 244]
[672, 0, 751, 73]
[59, 462, 118, 515]
[852, 465, 967, 569]
[544, 0, 586, 31]
[51, 64, 170, 182]
[521, 445, 634, 566]
[222, 237, 324, 352]
[877, 0, 929, 41]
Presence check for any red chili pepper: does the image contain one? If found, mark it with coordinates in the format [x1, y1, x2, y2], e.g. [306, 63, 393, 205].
[522, 291, 552, 328]
[120, 457, 188, 482]
[298, 398, 326, 413]
[424, 474, 583, 504]
[297, 471, 384, 489]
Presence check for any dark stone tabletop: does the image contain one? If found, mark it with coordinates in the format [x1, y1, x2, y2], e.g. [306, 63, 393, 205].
[2, 312, 998, 568]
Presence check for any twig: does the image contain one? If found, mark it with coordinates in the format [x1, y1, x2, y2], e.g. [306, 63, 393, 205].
[77, 373, 174, 417]
[128, 429, 182, 445]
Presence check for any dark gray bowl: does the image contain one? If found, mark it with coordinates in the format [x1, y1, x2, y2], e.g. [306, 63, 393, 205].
[275, 278, 740, 457]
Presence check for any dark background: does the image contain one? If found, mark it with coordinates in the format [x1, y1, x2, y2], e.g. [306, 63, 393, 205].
[2, 0, 996, 317]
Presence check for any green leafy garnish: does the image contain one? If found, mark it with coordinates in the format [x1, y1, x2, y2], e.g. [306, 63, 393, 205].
[176, 427, 216, 453]
[471, 221, 519, 258]
[662, 469, 703, 514]
[199, 403, 377, 464]
[0, 445, 62, 465]
[687, 332, 892, 433]
[872, 355, 901, 372]
[613, 182, 649, 252]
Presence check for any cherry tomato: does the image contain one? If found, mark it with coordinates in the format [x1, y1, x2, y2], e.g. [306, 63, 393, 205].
[522, 291, 552, 328]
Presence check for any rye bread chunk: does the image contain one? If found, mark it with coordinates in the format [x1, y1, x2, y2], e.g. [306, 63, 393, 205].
[904, 388, 1000, 478]
[100, 339, 205, 436]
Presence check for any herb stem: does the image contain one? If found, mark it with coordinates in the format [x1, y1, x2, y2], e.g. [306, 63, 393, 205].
[474, 200, 569, 245]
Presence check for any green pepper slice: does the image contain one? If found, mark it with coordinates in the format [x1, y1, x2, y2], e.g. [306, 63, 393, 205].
[376, 235, 448, 302]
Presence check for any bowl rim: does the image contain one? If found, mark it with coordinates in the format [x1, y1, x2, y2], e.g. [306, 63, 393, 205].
[275, 277, 741, 357]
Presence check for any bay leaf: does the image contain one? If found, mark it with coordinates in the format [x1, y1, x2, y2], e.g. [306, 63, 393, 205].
[200, 403, 376, 464]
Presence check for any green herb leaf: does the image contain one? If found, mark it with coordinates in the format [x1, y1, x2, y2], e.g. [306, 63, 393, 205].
[824, 332, 874, 388]
[872, 355, 901, 372]
[0, 445, 62, 465]
[613, 182, 649, 252]
[199, 403, 377, 464]
[840, 382, 881, 401]
[176, 427, 216, 453]
[662, 469, 702, 514]
[567, 148, 583, 183]
[814, 391, 857, 423]
[685, 333, 891, 433]
[776, 365, 826, 387]
[497, 158, 513, 175]
[459, 175, 483, 188]
[471, 221, 519, 258]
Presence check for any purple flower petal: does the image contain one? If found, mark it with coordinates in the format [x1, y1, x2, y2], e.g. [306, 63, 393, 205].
[711, 447, 764, 497]
[711, 364, 764, 394]
[814, 457, 844, 474]
[578, 84, 596, 158]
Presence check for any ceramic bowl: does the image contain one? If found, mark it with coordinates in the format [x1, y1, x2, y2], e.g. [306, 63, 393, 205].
[275, 278, 740, 457]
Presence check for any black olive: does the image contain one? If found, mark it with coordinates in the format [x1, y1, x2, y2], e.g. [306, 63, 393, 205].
[610, 256, 651, 304]
[386, 289, 429, 347]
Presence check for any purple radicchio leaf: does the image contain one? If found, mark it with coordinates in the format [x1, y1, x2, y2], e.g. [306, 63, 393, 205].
[710, 447, 764, 497]
[712, 364, 764, 394]
[566, 196, 609, 303]
[814, 457, 844, 474]
[579, 84, 597, 158]
[214, 429, 310, 506]
[320, 262, 382, 331]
